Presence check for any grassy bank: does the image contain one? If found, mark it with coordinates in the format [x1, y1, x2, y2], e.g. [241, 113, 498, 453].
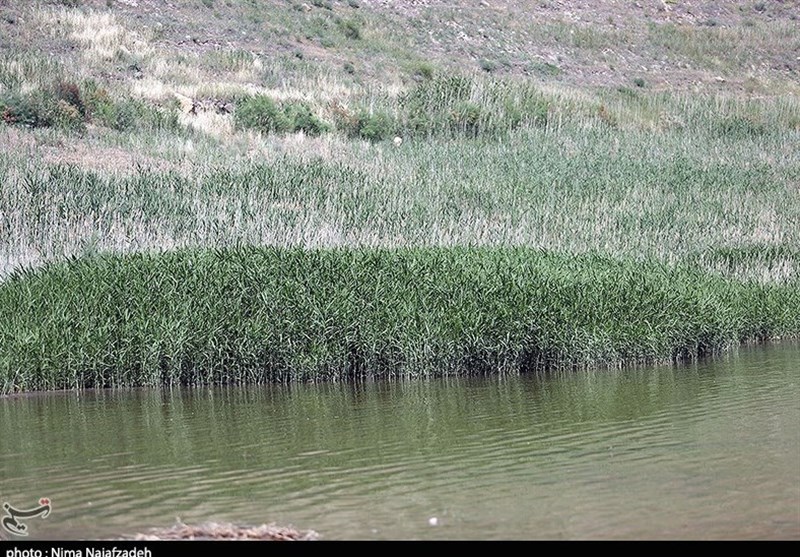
[2, 113, 798, 283]
[1, 247, 797, 393]
[1, 2, 798, 392]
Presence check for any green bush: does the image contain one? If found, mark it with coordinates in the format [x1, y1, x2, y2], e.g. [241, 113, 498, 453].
[410, 61, 435, 81]
[1, 93, 43, 127]
[332, 105, 395, 142]
[284, 102, 329, 136]
[526, 61, 561, 77]
[51, 99, 85, 130]
[88, 95, 179, 133]
[510, 91, 550, 129]
[398, 73, 550, 138]
[354, 110, 395, 142]
[81, 80, 112, 117]
[54, 80, 85, 117]
[402, 74, 473, 114]
[1, 86, 84, 131]
[235, 95, 329, 136]
[480, 59, 499, 73]
[235, 95, 291, 133]
[401, 74, 474, 136]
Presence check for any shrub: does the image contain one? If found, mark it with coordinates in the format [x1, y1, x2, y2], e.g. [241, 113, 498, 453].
[402, 74, 473, 113]
[235, 95, 329, 136]
[597, 104, 617, 127]
[330, 104, 395, 142]
[526, 61, 561, 77]
[354, 110, 394, 142]
[1, 87, 83, 131]
[329, 101, 359, 134]
[713, 115, 767, 139]
[235, 95, 291, 133]
[410, 61, 435, 81]
[400, 74, 473, 136]
[480, 59, 499, 73]
[398, 74, 551, 138]
[54, 80, 85, 116]
[503, 91, 550, 129]
[1, 93, 43, 128]
[284, 102, 329, 136]
[51, 99, 84, 130]
[81, 80, 113, 119]
[339, 19, 361, 40]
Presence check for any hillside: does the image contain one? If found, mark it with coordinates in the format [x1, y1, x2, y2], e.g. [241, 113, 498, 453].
[0, 0, 800, 169]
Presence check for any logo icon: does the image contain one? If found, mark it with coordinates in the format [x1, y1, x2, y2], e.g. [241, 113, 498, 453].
[2, 498, 52, 536]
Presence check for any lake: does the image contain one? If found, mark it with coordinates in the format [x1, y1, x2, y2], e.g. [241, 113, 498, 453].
[1, 341, 798, 540]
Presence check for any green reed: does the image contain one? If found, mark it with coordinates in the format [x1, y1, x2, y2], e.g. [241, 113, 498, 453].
[1, 247, 797, 393]
[2, 114, 797, 283]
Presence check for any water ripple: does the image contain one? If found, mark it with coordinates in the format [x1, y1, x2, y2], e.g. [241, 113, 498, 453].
[1, 343, 797, 540]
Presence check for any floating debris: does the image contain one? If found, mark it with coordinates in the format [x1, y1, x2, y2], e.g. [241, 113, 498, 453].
[126, 521, 319, 541]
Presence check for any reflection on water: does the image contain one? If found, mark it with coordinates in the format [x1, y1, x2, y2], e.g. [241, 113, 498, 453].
[1, 342, 798, 540]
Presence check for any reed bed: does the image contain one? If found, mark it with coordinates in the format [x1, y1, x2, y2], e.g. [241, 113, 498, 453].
[2, 113, 798, 284]
[1, 247, 797, 393]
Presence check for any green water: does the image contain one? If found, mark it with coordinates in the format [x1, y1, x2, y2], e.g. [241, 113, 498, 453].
[1, 342, 798, 540]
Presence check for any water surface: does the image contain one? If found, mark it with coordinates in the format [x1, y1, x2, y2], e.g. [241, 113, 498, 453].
[1, 342, 798, 540]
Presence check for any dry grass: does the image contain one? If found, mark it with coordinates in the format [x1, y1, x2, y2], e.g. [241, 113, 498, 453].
[58, 9, 151, 64]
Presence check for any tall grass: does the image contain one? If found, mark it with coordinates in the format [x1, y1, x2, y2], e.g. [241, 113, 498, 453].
[1, 247, 796, 393]
[2, 114, 797, 283]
